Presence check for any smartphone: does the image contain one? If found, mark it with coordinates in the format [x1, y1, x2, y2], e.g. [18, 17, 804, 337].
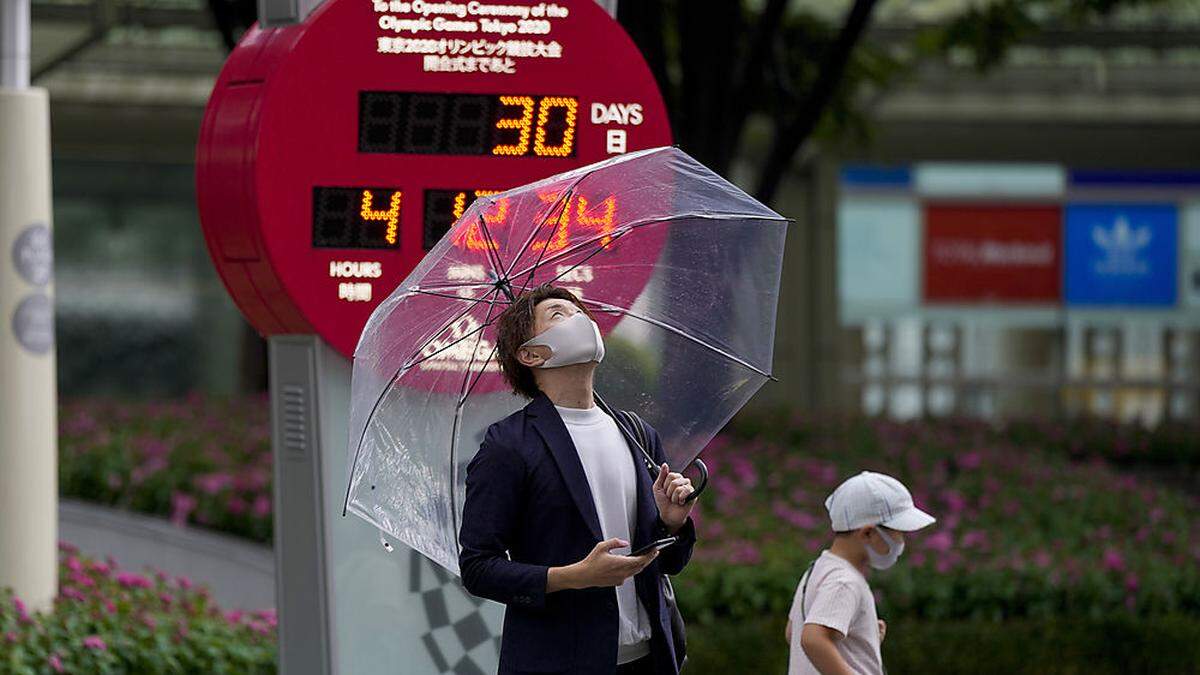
[626, 536, 678, 557]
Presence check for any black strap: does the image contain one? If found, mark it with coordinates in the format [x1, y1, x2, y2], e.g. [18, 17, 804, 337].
[798, 558, 817, 621]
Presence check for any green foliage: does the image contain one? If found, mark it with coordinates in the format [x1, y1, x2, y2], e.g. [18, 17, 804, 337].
[59, 395, 274, 544]
[675, 413, 1200, 624]
[0, 546, 275, 674]
[684, 614, 1200, 674]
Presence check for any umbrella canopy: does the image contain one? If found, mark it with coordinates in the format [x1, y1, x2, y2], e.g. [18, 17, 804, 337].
[344, 146, 788, 574]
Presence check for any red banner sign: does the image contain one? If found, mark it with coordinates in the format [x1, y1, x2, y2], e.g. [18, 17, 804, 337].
[924, 204, 1061, 303]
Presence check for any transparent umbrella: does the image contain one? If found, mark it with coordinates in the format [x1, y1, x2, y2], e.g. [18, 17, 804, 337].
[343, 146, 789, 574]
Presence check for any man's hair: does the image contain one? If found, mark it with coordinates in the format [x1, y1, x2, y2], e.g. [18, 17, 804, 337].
[495, 284, 595, 399]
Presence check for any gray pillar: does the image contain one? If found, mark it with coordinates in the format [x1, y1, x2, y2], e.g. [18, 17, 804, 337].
[0, 0, 30, 89]
[0, 0, 58, 612]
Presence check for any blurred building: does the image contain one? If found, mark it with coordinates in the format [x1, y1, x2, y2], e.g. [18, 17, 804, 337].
[756, 0, 1200, 425]
[34, 0, 1200, 425]
[33, 0, 244, 397]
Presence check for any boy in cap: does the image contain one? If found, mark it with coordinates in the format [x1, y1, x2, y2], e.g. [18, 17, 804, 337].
[785, 471, 936, 675]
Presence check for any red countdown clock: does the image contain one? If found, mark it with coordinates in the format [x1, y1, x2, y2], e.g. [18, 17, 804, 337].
[196, 0, 672, 357]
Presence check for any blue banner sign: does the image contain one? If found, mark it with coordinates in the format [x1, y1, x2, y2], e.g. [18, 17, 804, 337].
[1065, 203, 1177, 306]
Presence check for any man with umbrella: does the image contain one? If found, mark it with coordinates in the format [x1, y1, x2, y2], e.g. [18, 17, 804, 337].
[459, 284, 698, 675]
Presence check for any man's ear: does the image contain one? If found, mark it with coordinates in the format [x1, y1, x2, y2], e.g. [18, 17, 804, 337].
[517, 345, 547, 368]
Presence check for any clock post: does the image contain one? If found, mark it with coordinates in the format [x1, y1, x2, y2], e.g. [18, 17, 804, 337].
[197, 1, 659, 672]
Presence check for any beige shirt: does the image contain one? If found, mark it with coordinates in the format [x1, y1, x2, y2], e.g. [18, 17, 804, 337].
[788, 550, 883, 675]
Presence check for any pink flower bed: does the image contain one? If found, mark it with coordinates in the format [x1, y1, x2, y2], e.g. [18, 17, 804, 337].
[59, 393, 274, 543]
[0, 543, 274, 672]
[678, 415, 1200, 621]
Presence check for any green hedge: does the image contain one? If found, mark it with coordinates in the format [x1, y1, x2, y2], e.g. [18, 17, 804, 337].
[677, 413, 1200, 623]
[684, 614, 1200, 674]
[0, 546, 275, 674]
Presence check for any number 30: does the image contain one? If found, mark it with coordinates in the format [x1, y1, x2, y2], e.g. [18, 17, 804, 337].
[492, 96, 577, 157]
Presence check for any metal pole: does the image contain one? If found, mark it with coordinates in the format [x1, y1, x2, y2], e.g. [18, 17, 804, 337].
[1, 0, 31, 89]
[0, 0, 58, 612]
[595, 0, 618, 18]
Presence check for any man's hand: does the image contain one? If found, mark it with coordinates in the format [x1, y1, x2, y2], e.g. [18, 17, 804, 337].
[547, 538, 657, 592]
[878, 619, 887, 643]
[653, 463, 695, 532]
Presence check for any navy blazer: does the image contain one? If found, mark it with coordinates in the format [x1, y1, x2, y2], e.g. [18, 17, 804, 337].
[459, 392, 697, 675]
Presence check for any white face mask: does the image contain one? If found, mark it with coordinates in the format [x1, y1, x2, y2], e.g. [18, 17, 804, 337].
[865, 527, 905, 570]
[520, 311, 605, 369]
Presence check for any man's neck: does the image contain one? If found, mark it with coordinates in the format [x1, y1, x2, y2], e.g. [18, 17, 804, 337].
[536, 364, 596, 409]
[829, 538, 870, 576]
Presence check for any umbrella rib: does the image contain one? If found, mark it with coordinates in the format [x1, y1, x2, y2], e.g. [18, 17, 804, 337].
[515, 189, 574, 292]
[404, 320, 491, 371]
[577, 297, 774, 380]
[446, 287, 504, 554]
[475, 212, 508, 280]
[502, 173, 588, 281]
[515, 228, 629, 296]
[414, 281, 493, 293]
[459, 343, 500, 406]
[342, 287, 501, 518]
[406, 288, 506, 306]
[506, 212, 786, 282]
[401, 286, 501, 371]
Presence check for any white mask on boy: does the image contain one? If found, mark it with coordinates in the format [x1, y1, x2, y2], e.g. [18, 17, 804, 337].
[520, 312, 605, 368]
[865, 527, 905, 570]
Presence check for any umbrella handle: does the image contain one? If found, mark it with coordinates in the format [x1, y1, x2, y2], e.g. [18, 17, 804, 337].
[683, 457, 708, 503]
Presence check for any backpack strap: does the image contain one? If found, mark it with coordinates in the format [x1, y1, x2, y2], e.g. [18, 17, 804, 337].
[616, 409, 658, 475]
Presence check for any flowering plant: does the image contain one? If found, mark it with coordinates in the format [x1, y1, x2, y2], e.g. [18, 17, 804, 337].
[0, 544, 275, 673]
[59, 394, 274, 543]
[677, 414, 1200, 623]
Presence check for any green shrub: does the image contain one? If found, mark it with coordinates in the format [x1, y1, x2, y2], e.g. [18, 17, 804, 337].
[59, 396, 273, 544]
[677, 415, 1200, 622]
[0, 545, 275, 674]
[683, 615, 1200, 675]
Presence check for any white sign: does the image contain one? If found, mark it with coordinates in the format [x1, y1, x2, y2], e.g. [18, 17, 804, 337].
[1185, 202, 1200, 306]
[838, 197, 919, 319]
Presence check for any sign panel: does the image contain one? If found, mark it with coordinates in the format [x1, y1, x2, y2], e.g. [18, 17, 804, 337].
[1184, 202, 1200, 307]
[923, 204, 1061, 303]
[1064, 203, 1177, 307]
[838, 197, 919, 310]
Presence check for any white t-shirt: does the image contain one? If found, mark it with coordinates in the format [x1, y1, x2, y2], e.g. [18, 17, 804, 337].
[787, 550, 883, 675]
[554, 404, 652, 665]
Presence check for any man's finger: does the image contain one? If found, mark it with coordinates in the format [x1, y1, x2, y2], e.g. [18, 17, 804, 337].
[598, 538, 628, 553]
[654, 464, 669, 491]
[672, 484, 694, 504]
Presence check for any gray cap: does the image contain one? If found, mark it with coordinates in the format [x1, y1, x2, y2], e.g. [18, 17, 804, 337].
[825, 471, 937, 532]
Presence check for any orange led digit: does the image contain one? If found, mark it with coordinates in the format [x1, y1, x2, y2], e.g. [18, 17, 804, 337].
[360, 189, 402, 245]
[533, 97, 578, 157]
[492, 96, 535, 156]
[452, 191, 469, 220]
[575, 195, 617, 247]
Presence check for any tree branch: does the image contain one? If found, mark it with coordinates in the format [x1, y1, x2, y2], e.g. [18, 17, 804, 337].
[720, 0, 792, 168]
[753, 0, 880, 204]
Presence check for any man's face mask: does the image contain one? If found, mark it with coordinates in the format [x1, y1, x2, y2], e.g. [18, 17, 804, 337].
[520, 311, 605, 368]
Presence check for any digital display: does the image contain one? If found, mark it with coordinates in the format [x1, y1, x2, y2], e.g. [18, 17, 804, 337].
[423, 187, 620, 257]
[313, 187, 403, 249]
[423, 188, 501, 250]
[359, 92, 578, 157]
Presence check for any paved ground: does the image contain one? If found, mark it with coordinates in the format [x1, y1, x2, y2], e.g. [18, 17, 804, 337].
[59, 499, 275, 610]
